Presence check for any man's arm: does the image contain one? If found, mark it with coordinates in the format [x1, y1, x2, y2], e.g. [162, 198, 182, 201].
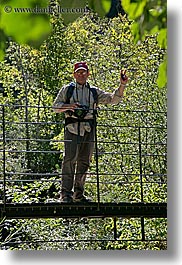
[53, 103, 80, 113]
[96, 70, 128, 104]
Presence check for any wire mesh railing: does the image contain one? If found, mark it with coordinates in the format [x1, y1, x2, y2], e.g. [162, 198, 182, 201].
[0, 103, 167, 206]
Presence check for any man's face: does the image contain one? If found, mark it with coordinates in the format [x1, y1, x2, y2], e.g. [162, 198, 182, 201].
[73, 69, 89, 85]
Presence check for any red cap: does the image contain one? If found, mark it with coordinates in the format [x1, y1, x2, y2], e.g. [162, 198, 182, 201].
[74, 62, 89, 72]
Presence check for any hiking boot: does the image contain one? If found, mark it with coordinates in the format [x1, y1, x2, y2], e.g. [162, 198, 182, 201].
[73, 196, 92, 203]
[61, 196, 73, 203]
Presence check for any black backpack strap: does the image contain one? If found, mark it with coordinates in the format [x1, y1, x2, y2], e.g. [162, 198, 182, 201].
[65, 82, 75, 104]
[87, 83, 98, 105]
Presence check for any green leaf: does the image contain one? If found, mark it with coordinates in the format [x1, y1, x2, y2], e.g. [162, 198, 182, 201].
[157, 58, 167, 88]
[0, 0, 51, 45]
[102, 0, 112, 13]
[157, 28, 167, 48]
[131, 21, 140, 43]
[122, 0, 147, 19]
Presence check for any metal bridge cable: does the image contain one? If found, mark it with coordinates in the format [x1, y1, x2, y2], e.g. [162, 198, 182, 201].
[16, 45, 30, 168]
[0, 103, 167, 114]
[2, 105, 6, 212]
[93, 107, 100, 210]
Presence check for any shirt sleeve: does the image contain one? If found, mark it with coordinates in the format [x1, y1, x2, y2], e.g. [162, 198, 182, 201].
[96, 87, 122, 105]
[52, 85, 68, 110]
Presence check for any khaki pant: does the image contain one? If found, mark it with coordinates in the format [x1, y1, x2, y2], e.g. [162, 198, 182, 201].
[61, 128, 95, 199]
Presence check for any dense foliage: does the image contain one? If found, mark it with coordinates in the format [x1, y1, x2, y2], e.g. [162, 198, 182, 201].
[0, 11, 167, 250]
[122, 0, 167, 88]
[0, 0, 119, 60]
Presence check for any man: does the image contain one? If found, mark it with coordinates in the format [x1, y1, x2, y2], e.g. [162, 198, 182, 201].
[53, 61, 128, 203]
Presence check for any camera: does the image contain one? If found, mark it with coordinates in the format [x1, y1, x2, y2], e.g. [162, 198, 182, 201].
[74, 105, 89, 119]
